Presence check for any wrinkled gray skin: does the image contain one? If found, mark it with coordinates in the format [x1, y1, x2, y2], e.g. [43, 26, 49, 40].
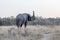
[16, 13, 32, 28]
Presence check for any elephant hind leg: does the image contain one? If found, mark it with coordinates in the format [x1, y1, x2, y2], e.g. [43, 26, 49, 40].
[19, 21, 24, 27]
[16, 21, 19, 28]
[17, 25, 19, 28]
[20, 24, 23, 27]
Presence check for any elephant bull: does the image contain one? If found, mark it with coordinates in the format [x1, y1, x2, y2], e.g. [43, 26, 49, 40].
[16, 13, 34, 28]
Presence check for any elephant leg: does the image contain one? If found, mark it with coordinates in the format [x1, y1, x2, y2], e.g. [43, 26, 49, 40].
[24, 22, 27, 35]
[19, 21, 24, 27]
[17, 25, 19, 28]
[20, 24, 23, 27]
[24, 22, 27, 28]
[16, 20, 19, 28]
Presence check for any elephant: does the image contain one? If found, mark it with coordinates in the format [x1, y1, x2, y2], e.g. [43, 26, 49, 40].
[16, 13, 34, 28]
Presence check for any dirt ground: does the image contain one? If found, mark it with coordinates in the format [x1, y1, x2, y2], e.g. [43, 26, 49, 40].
[0, 25, 60, 40]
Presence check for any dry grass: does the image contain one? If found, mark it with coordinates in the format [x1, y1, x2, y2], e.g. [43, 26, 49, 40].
[0, 25, 60, 40]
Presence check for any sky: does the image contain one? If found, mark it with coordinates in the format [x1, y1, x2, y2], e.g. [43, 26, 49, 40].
[0, 0, 60, 18]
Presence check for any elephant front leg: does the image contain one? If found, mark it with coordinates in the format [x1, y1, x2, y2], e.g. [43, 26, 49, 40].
[24, 22, 27, 34]
[24, 22, 27, 28]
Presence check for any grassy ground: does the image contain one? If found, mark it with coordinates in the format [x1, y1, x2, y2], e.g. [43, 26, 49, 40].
[0, 25, 60, 40]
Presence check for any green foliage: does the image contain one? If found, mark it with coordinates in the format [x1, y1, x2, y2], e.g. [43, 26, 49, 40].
[0, 16, 16, 26]
[0, 18, 2, 26]
[0, 16, 60, 26]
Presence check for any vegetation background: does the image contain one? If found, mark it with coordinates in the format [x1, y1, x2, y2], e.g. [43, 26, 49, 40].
[0, 15, 60, 26]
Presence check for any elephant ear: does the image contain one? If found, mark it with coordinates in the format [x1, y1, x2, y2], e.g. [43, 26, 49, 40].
[28, 14, 31, 21]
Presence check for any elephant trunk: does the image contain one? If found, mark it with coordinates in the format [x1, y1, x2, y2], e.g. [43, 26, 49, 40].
[32, 11, 35, 20]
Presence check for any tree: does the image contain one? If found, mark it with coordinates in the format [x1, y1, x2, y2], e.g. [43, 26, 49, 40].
[0, 18, 2, 25]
